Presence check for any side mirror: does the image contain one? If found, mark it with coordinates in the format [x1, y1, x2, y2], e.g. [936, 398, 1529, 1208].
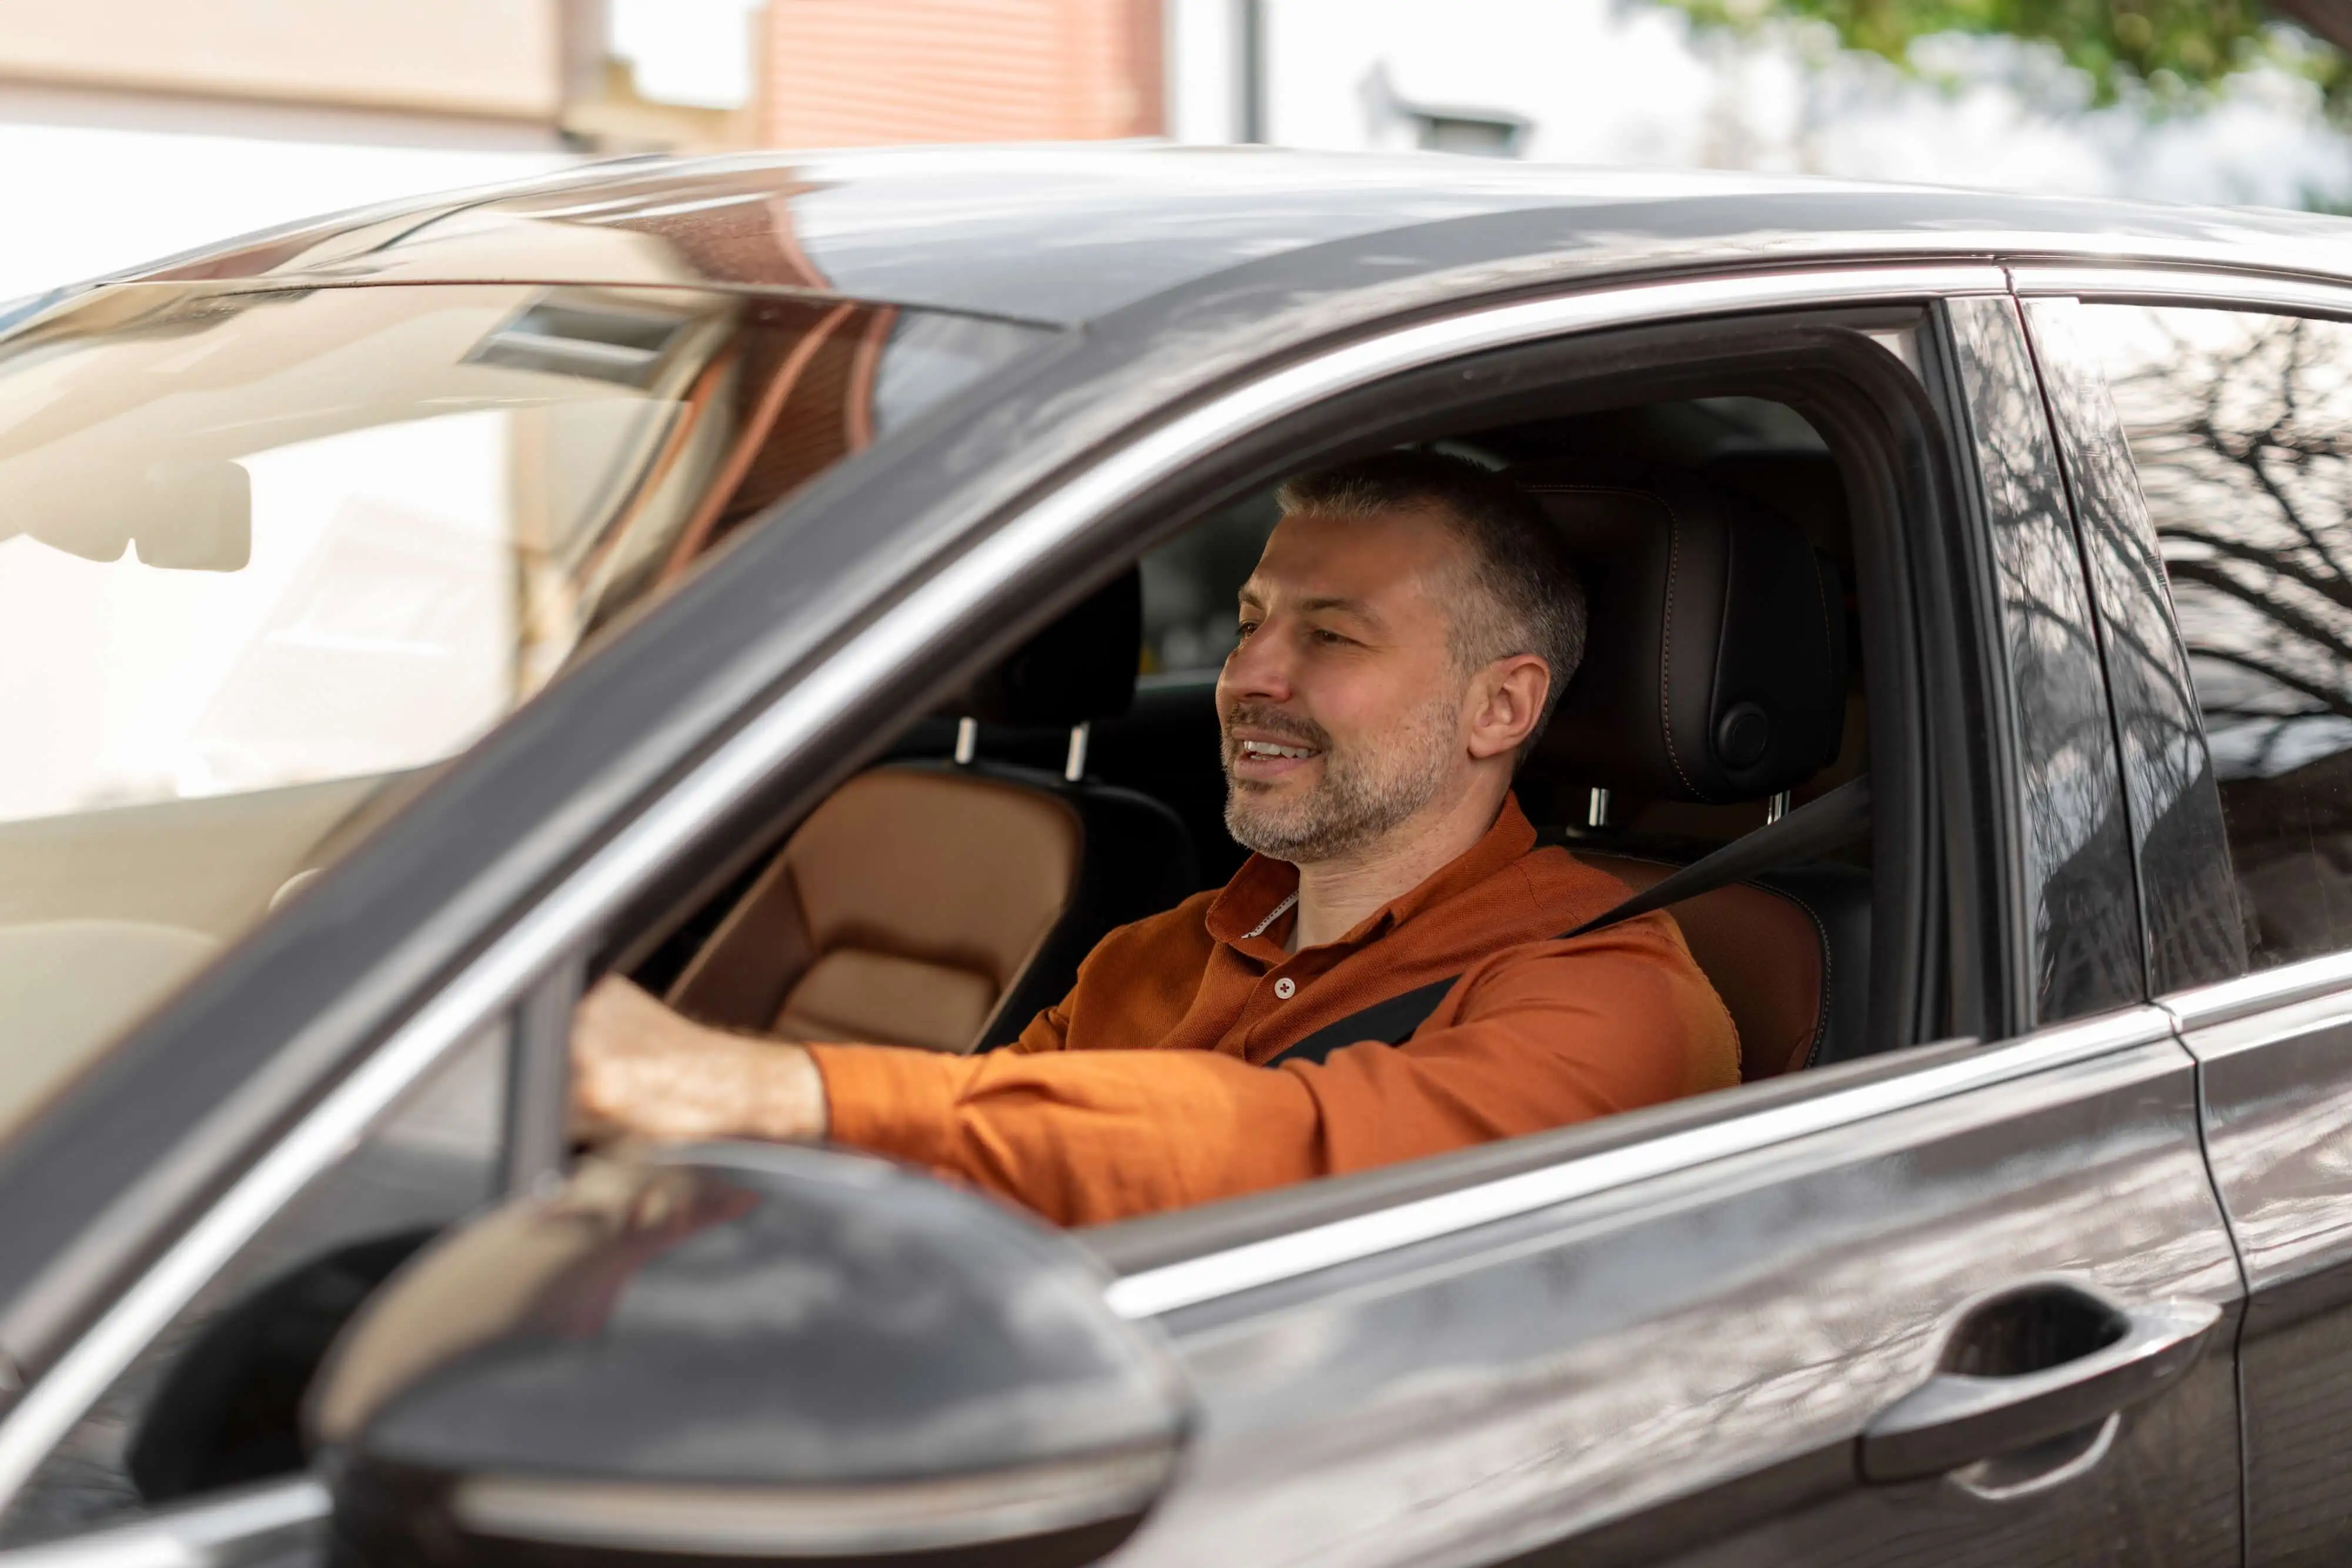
[308, 1146, 1189, 1567]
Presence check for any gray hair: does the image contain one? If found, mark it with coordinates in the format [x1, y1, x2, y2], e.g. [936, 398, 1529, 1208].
[1275, 450, 1588, 750]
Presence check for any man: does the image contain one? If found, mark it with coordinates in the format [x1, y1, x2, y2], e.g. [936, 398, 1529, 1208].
[573, 452, 1740, 1226]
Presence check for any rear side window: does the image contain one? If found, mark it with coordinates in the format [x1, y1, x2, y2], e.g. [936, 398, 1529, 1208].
[2079, 304, 2352, 969]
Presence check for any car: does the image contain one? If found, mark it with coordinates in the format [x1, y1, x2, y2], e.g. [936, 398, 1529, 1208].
[0, 143, 2348, 1567]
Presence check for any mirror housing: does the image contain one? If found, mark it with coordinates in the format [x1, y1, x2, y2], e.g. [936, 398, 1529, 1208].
[309, 1146, 1188, 1567]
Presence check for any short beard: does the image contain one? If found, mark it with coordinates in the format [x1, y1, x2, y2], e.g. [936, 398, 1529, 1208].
[1222, 694, 1461, 864]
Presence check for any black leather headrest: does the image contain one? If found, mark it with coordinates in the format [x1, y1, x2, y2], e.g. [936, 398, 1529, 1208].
[963, 569, 1140, 727]
[1514, 467, 1846, 803]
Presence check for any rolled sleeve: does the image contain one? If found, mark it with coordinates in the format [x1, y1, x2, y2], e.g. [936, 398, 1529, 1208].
[807, 1042, 982, 1171]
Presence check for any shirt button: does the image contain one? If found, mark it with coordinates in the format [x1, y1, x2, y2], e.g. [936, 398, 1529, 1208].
[1273, 977, 1297, 999]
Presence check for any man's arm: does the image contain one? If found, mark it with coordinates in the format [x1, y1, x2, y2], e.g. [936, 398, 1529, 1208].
[573, 917, 1736, 1227]
[819, 918, 1733, 1225]
[569, 964, 1081, 1143]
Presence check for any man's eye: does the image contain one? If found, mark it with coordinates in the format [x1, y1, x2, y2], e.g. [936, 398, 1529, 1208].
[1236, 620, 1259, 639]
[1311, 628, 1349, 646]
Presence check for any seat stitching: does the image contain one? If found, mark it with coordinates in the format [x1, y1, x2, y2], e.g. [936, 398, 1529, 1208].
[1526, 484, 1700, 798]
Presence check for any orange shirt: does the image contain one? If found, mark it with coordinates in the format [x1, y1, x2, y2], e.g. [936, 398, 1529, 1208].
[807, 796, 1739, 1226]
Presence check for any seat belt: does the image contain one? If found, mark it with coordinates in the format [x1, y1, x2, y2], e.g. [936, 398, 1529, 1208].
[1263, 774, 1873, 1069]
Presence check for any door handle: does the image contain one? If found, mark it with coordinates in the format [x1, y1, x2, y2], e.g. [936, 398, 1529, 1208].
[1858, 1292, 2221, 1483]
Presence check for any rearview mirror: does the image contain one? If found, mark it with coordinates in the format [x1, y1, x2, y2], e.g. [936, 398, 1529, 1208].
[0, 459, 251, 571]
[308, 1145, 1189, 1568]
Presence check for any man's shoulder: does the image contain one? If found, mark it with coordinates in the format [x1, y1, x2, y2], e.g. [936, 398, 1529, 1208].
[1511, 841, 1642, 930]
[1091, 886, 1222, 958]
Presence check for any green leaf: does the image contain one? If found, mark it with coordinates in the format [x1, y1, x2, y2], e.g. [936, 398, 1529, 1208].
[1658, 0, 2348, 114]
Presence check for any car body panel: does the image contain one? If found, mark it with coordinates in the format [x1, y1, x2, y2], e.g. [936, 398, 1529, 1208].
[86, 148, 2352, 329]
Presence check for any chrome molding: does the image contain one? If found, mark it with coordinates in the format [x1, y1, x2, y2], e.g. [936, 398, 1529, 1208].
[1105, 1006, 2174, 1320]
[0, 259, 2007, 1509]
[2160, 948, 2352, 1037]
[2009, 263, 2352, 321]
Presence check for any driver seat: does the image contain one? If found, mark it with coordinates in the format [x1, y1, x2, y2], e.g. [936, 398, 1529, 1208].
[1515, 464, 1872, 1080]
[664, 573, 1192, 1053]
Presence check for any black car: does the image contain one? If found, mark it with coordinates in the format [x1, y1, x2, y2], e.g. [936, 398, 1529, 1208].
[0, 146, 2348, 1567]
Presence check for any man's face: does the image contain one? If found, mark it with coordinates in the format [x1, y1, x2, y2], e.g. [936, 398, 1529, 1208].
[1217, 504, 1474, 864]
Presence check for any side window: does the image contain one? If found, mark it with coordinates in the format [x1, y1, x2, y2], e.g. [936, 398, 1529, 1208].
[1140, 491, 1276, 680]
[2079, 304, 2352, 969]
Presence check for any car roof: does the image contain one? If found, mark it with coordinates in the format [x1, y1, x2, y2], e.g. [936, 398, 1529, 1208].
[95, 144, 2352, 328]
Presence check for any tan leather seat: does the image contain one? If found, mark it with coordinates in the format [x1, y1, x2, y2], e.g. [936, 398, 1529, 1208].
[667, 768, 1086, 1052]
[666, 571, 1193, 1054]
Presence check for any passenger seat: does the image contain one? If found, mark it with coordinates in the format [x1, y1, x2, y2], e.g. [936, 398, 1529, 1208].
[664, 572, 1193, 1053]
[1513, 464, 1873, 1080]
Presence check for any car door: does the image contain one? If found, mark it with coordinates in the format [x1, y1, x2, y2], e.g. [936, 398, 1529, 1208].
[1065, 286, 2241, 1568]
[2021, 272, 2352, 1568]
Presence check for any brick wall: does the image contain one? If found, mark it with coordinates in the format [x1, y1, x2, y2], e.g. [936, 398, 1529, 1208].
[761, 0, 1162, 147]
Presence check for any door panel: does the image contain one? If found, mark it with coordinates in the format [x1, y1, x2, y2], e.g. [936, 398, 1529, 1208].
[2177, 979, 2352, 1566]
[1107, 1019, 2241, 1568]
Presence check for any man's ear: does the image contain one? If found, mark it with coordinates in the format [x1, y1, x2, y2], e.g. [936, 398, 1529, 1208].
[1465, 654, 1551, 761]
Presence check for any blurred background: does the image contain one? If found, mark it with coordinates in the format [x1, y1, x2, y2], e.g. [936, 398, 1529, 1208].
[5, 0, 2352, 302]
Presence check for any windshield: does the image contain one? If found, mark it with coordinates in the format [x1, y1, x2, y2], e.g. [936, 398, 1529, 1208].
[0, 280, 1043, 1132]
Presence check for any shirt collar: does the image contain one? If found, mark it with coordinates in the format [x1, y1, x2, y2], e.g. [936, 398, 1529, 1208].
[1205, 794, 1539, 961]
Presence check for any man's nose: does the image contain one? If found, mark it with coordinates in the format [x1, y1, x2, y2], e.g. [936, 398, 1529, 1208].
[1220, 619, 1295, 703]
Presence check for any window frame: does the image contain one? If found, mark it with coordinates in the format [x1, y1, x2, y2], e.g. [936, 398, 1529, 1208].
[0, 261, 2022, 1515]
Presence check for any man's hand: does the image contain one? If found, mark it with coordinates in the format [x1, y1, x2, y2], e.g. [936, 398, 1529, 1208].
[571, 975, 828, 1144]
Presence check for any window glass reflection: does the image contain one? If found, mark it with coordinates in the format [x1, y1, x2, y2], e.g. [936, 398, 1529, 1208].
[2082, 304, 2352, 968]
[0, 281, 1044, 1132]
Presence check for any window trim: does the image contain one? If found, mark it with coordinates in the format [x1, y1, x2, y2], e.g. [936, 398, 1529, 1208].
[2164, 942, 2352, 1036]
[2011, 265, 2352, 321]
[0, 260, 2010, 1510]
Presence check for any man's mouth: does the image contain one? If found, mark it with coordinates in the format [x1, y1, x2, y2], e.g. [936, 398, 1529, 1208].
[1228, 732, 1324, 781]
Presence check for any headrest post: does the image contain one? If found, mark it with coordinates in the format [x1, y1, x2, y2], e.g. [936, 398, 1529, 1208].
[954, 717, 978, 766]
[1064, 721, 1091, 783]
[1766, 790, 1790, 825]
[1586, 787, 1611, 830]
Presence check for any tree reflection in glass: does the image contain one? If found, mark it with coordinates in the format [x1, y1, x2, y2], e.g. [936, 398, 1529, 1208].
[2084, 305, 2352, 968]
